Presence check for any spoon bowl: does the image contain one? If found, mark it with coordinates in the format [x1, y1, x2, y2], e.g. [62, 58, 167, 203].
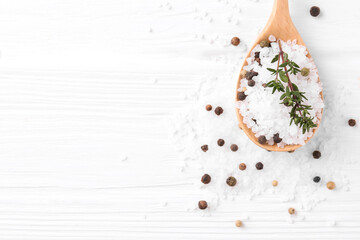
[235, 0, 323, 152]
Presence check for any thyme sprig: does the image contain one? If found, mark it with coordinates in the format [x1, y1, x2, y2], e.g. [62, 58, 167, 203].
[265, 40, 317, 134]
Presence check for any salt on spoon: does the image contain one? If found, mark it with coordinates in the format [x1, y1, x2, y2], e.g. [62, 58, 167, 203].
[235, 0, 323, 152]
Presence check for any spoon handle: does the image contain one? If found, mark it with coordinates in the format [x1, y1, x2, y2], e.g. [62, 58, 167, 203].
[271, 0, 290, 19]
[260, 0, 302, 43]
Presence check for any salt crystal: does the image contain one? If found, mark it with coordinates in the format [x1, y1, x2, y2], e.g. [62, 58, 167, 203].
[268, 35, 276, 42]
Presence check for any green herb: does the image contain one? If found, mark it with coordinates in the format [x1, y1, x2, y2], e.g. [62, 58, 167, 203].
[265, 40, 317, 134]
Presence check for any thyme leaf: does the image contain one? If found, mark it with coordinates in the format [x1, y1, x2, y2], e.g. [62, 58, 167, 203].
[265, 40, 317, 133]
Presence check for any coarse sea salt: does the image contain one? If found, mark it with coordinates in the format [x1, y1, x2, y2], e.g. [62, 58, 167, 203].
[236, 38, 324, 147]
[169, 70, 352, 213]
[168, 28, 357, 221]
[169, 58, 356, 221]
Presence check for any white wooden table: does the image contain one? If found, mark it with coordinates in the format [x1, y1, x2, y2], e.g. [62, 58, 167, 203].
[0, 0, 359, 239]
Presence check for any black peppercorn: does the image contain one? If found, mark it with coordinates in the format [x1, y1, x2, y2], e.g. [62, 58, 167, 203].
[214, 106, 223, 116]
[258, 135, 267, 144]
[201, 145, 208, 152]
[245, 71, 258, 80]
[198, 200, 208, 210]
[217, 139, 225, 146]
[348, 119, 356, 127]
[310, 6, 320, 17]
[312, 150, 321, 159]
[230, 144, 238, 152]
[237, 92, 247, 101]
[226, 176, 237, 186]
[201, 174, 211, 184]
[273, 133, 282, 143]
[255, 162, 263, 170]
[231, 37, 240, 46]
[248, 79, 255, 87]
[313, 176, 321, 183]
[254, 52, 261, 65]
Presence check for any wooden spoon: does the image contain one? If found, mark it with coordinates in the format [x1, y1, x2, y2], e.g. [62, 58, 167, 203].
[235, 0, 323, 152]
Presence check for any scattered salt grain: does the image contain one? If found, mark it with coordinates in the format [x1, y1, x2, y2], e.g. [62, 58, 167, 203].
[169, 31, 354, 223]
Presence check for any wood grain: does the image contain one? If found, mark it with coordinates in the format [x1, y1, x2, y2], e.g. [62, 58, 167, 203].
[0, 0, 359, 239]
